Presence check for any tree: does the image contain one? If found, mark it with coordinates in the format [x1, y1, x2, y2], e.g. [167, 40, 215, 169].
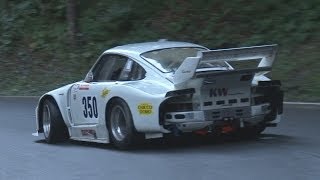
[66, 0, 78, 46]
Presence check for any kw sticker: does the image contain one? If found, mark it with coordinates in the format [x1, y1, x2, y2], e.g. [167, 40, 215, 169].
[101, 88, 110, 98]
[209, 88, 228, 97]
[138, 103, 153, 115]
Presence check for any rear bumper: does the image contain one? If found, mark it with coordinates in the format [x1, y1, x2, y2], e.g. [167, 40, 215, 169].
[164, 104, 280, 132]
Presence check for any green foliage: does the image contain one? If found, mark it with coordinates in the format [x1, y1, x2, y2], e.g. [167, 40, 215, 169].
[0, 0, 319, 101]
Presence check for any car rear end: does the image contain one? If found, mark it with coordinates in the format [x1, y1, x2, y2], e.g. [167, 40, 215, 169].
[159, 45, 283, 135]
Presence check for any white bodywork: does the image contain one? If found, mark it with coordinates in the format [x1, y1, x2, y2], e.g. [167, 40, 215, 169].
[34, 41, 283, 143]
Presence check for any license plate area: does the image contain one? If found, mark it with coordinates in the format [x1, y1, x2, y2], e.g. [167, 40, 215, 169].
[213, 119, 241, 134]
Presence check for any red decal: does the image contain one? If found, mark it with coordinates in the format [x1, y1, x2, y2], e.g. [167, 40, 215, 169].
[79, 84, 89, 90]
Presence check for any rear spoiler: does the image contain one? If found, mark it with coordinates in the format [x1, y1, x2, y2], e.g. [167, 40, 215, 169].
[173, 44, 278, 84]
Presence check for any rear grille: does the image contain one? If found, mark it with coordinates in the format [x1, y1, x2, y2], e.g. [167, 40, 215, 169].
[166, 103, 193, 112]
[216, 100, 225, 105]
[229, 99, 237, 104]
[241, 98, 249, 103]
[212, 111, 221, 119]
[236, 109, 243, 116]
[205, 107, 251, 120]
[204, 101, 213, 106]
[211, 98, 249, 106]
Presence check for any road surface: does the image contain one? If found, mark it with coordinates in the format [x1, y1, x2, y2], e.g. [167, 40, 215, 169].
[0, 97, 319, 180]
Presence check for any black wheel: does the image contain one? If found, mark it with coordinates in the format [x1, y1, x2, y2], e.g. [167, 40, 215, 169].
[107, 98, 140, 149]
[42, 99, 69, 143]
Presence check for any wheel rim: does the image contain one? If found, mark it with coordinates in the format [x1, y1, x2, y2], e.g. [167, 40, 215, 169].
[42, 104, 51, 138]
[110, 105, 127, 142]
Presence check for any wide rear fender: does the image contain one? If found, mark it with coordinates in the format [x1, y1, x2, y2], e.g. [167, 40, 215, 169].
[35, 84, 74, 132]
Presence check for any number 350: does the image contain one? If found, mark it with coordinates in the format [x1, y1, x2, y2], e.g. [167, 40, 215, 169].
[82, 96, 98, 118]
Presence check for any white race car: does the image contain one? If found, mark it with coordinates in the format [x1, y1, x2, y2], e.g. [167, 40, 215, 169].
[33, 40, 283, 149]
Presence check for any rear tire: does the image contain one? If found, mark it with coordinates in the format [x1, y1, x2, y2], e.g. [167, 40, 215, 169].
[42, 99, 69, 143]
[107, 98, 141, 150]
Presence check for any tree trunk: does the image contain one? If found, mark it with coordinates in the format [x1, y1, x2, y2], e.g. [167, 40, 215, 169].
[66, 0, 78, 46]
[1, 0, 9, 12]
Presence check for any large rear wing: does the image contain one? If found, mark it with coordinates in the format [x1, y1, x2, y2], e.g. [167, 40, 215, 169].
[173, 44, 278, 84]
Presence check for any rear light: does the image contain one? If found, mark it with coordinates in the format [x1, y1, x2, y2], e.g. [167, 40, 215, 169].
[174, 114, 185, 119]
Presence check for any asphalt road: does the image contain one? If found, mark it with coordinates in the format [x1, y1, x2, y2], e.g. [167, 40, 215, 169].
[0, 97, 319, 180]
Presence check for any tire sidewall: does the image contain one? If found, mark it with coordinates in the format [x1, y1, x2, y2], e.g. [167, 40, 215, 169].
[42, 99, 68, 143]
[107, 99, 136, 149]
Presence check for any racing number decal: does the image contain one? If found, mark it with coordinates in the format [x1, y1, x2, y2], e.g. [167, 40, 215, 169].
[82, 96, 98, 118]
[92, 97, 99, 118]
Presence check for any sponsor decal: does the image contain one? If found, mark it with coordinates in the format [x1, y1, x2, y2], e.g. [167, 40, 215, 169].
[209, 88, 228, 97]
[138, 103, 153, 115]
[101, 88, 110, 98]
[73, 84, 80, 93]
[79, 84, 89, 90]
[81, 129, 97, 138]
[203, 80, 216, 85]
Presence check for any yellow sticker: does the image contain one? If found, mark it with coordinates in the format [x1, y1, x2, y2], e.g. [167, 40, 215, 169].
[101, 88, 110, 98]
[138, 103, 153, 115]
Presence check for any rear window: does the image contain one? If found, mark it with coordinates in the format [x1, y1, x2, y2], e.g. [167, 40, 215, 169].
[141, 47, 204, 73]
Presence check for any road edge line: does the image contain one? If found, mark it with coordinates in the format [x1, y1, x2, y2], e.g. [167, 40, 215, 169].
[0, 96, 39, 99]
[284, 102, 320, 106]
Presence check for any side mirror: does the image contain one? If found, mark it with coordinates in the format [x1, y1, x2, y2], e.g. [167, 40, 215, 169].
[84, 71, 93, 82]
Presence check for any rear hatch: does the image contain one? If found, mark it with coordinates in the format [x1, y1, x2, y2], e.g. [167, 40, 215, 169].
[199, 73, 253, 110]
[172, 45, 278, 111]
